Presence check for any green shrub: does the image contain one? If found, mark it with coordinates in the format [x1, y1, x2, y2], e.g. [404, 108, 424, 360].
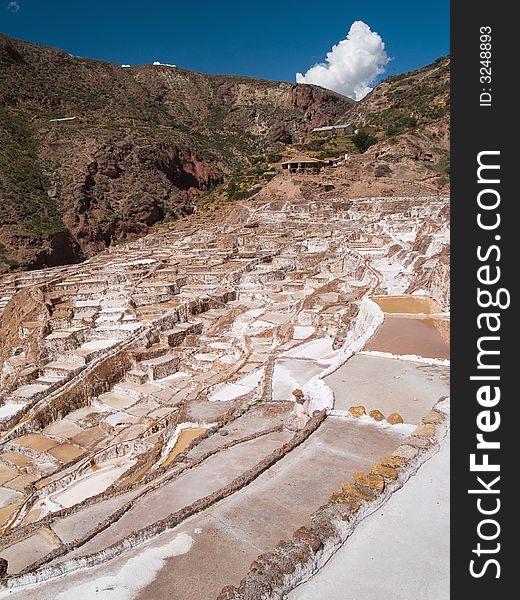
[386, 114, 417, 136]
[374, 164, 392, 178]
[266, 152, 282, 164]
[352, 131, 377, 153]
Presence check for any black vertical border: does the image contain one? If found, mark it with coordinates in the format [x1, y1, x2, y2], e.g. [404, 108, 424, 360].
[451, 1, 513, 597]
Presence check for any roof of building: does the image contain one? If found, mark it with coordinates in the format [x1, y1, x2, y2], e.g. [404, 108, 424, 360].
[281, 156, 323, 165]
[49, 116, 78, 123]
[312, 123, 353, 132]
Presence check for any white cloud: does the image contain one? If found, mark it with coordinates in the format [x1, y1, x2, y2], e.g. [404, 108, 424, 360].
[296, 21, 389, 100]
[7, 1, 20, 12]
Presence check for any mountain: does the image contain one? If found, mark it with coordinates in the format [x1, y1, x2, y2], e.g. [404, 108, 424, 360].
[0, 35, 449, 273]
[0, 34, 352, 270]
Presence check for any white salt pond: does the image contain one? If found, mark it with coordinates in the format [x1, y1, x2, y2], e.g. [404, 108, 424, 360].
[209, 384, 250, 402]
[283, 338, 337, 363]
[208, 368, 264, 402]
[157, 372, 191, 385]
[292, 326, 315, 340]
[272, 359, 324, 402]
[0, 403, 24, 421]
[50, 459, 135, 509]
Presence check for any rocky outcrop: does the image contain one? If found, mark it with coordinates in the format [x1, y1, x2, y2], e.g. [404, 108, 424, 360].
[0, 287, 51, 391]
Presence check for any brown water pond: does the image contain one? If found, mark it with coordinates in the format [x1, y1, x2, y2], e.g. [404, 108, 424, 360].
[48, 444, 86, 463]
[13, 434, 58, 453]
[365, 316, 450, 360]
[371, 295, 443, 315]
[163, 428, 207, 466]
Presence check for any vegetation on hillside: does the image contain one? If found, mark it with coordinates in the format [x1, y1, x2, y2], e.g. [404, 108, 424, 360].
[0, 108, 65, 237]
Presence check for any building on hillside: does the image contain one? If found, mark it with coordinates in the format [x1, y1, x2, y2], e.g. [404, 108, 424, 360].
[49, 116, 78, 125]
[312, 123, 354, 136]
[323, 156, 344, 167]
[281, 156, 324, 174]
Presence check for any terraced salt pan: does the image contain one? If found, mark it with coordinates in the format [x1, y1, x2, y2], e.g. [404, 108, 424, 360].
[0, 464, 19, 486]
[50, 459, 135, 509]
[98, 392, 137, 410]
[162, 428, 208, 466]
[209, 383, 251, 402]
[55, 431, 292, 561]
[292, 326, 314, 340]
[47, 444, 85, 463]
[11, 384, 49, 399]
[104, 412, 140, 427]
[0, 488, 23, 509]
[0, 404, 23, 421]
[78, 339, 119, 351]
[0, 453, 31, 468]
[44, 420, 84, 439]
[371, 294, 443, 315]
[208, 368, 264, 402]
[0, 529, 60, 575]
[66, 419, 407, 600]
[208, 342, 233, 350]
[13, 434, 58, 453]
[365, 315, 450, 360]
[236, 368, 264, 388]
[283, 338, 337, 363]
[272, 359, 324, 402]
[157, 372, 191, 386]
[326, 354, 449, 424]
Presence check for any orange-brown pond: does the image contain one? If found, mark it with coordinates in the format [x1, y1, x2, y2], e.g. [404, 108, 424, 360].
[371, 295, 443, 315]
[0, 453, 32, 468]
[365, 316, 450, 360]
[13, 434, 58, 453]
[163, 428, 207, 466]
[0, 501, 22, 527]
[48, 444, 86, 463]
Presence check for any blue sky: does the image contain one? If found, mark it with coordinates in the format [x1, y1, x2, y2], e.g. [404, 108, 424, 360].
[2, 0, 449, 85]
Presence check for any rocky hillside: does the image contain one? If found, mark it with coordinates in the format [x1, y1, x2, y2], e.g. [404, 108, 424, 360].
[0, 34, 352, 271]
[346, 55, 450, 134]
[352, 57, 450, 194]
[295, 56, 450, 196]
